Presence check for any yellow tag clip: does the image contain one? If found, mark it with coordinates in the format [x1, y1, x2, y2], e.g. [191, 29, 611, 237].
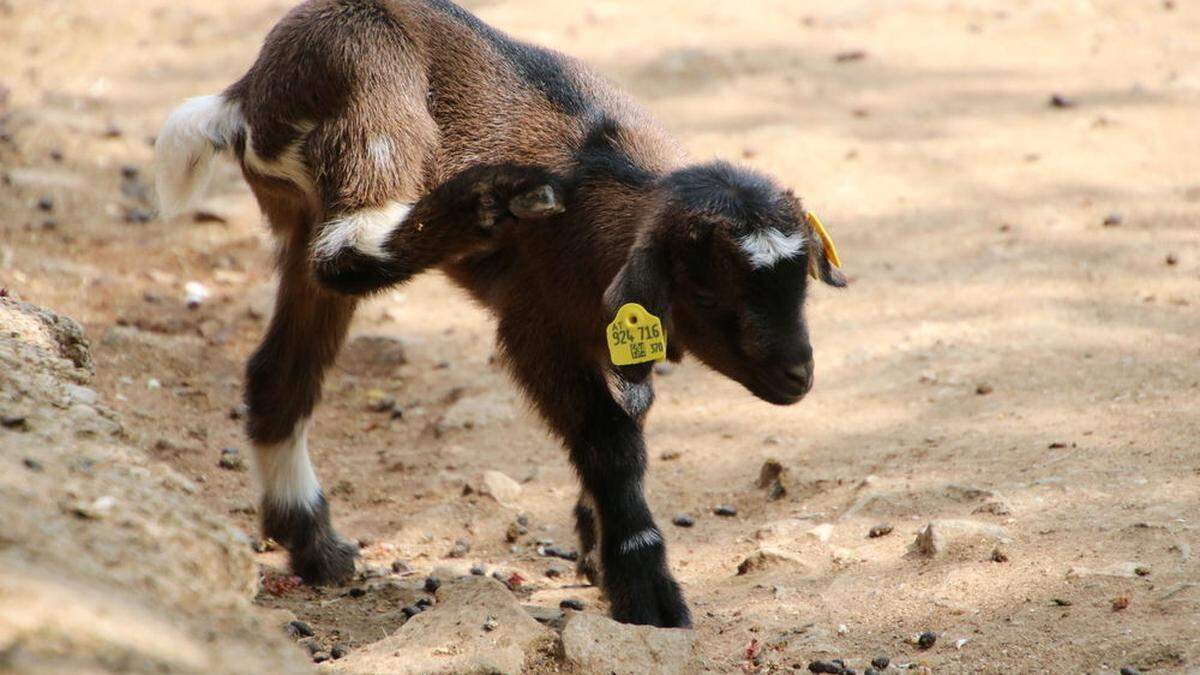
[805, 212, 842, 278]
[606, 303, 667, 366]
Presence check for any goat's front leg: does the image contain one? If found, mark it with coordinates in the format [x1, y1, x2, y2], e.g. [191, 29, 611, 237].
[315, 164, 564, 295]
[501, 331, 690, 627]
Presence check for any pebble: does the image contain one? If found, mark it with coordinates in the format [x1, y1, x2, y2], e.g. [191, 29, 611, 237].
[312, 653, 330, 663]
[868, 524, 894, 538]
[331, 644, 349, 660]
[714, 505, 738, 517]
[36, 196, 53, 212]
[402, 605, 423, 618]
[483, 615, 499, 631]
[2, 415, 30, 431]
[871, 656, 890, 669]
[865, 670, 880, 675]
[975, 382, 993, 395]
[120, 165, 139, 180]
[348, 587, 367, 598]
[217, 448, 247, 472]
[991, 546, 1009, 563]
[539, 545, 579, 561]
[124, 207, 153, 224]
[1120, 668, 1141, 675]
[415, 597, 433, 609]
[470, 564, 486, 576]
[184, 281, 210, 309]
[286, 620, 314, 638]
[22, 457, 43, 471]
[1048, 93, 1076, 108]
[1165, 252, 1178, 266]
[918, 631, 937, 649]
[808, 661, 843, 674]
[1102, 212, 1123, 227]
[366, 388, 397, 413]
[424, 576, 441, 593]
[672, 514, 695, 528]
[545, 566, 563, 578]
[559, 598, 585, 611]
[391, 559, 411, 574]
[448, 538, 471, 558]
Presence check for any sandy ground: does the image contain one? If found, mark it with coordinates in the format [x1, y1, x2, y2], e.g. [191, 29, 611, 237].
[2, 0, 1199, 672]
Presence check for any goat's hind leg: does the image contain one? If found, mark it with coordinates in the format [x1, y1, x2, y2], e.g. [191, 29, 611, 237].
[245, 207, 359, 585]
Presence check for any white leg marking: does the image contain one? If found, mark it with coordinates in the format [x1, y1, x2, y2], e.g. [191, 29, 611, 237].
[254, 419, 321, 511]
[618, 527, 663, 555]
[311, 201, 413, 262]
[242, 122, 316, 197]
[739, 228, 807, 268]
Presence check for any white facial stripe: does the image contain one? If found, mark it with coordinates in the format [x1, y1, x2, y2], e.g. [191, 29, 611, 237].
[311, 201, 412, 262]
[739, 228, 806, 268]
[254, 419, 321, 511]
[618, 527, 663, 555]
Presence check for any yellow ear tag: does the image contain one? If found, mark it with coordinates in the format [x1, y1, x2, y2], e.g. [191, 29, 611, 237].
[805, 212, 842, 279]
[607, 303, 667, 366]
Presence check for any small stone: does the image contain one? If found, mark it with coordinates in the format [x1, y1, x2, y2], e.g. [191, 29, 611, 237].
[483, 615, 499, 632]
[539, 545, 579, 561]
[545, 566, 563, 578]
[479, 470, 522, 506]
[448, 538, 471, 558]
[2, 415, 29, 431]
[1048, 93, 1076, 108]
[36, 196, 54, 212]
[991, 546, 1010, 563]
[714, 505, 738, 517]
[470, 564, 486, 576]
[1120, 668, 1142, 675]
[287, 620, 314, 638]
[834, 49, 867, 62]
[391, 559, 411, 574]
[229, 404, 248, 420]
[312, 653, 330, 664]
[672, 514, 695, 528]
[402, 605, 422, 618]
[22, 457, 43, 471]
[918, 631, 937, 649]
[217, 448, 247, 472]
[331, 644, 349, 660]
[975, 382, 993, 395]
[1165, 252, 1178, 266]
[348, 587, 367, 598]
[1134, 566, 1151, 577]
[1102, 212, 1123, 227]
[871, 656, 890, 669]
[366, 389, 397, 413]
[505, 521, 528, 542]
[1052, 598, 1073, 607]
[184, 281, 209, 308]
[559, 598, 585, 611]
[808, 661, 842, 674]
[659, 449, 682, 461]
[868, 523, 894, 538]
[424, 576, 441, 593]
[124, 207, 153, 224]
[416, 598, 433, 609]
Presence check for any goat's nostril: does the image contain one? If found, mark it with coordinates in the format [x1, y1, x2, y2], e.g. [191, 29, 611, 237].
[786, 361, 813, 385]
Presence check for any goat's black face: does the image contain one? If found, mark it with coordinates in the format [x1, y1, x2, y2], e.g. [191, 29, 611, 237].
[607, 162, 845, 405]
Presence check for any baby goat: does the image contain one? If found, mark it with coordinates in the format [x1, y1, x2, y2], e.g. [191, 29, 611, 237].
[156, 0, 845, 628]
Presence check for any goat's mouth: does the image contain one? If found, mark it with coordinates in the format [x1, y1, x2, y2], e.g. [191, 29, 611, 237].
[742, 368, 812, 406]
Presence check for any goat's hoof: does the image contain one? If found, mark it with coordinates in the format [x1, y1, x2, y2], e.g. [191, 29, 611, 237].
[606, 567, 692, 628]
[290, 534, 358, 586]
[509, 183, 564, 219]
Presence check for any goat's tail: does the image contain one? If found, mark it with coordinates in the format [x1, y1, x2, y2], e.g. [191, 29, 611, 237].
[154, 94, 245, 220]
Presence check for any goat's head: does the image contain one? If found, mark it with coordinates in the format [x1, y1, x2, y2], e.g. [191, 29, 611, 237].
[606, 161, 845, 405]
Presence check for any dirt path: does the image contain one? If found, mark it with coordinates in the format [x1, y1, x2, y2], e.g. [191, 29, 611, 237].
[2, 0, 1198, 672]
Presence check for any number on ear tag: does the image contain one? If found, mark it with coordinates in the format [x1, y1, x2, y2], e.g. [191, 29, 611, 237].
[607, 303, 667, 366]
[805, 212, 842, 279]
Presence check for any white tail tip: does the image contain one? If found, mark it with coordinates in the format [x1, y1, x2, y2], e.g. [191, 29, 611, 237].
[154, 95, 243, 220]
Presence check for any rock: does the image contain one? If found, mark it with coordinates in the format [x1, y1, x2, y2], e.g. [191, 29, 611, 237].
[424, 576, 441, 593]
[918, 631, 937, 649]
[523, 605, 566, 631]
[448, 539, 471, 558]
[974, 382, 993, 395]
[1048, 93, 1076, 108]
[868, 524, 894, 538]
[737, 548, 809, 576]
[1102, 212, 1124, 227]
[478, 470, 522, 507]
[990, 546, 1010, 563]
[340, 334, 407, 374]
[183, 281, 210, 309]
[331, 644, 349, 660]
[714, 505, 738, 517]
[366, 389, 397, 413]
[910, 520, 1009, 557]
[973, 499, 1013, 516]
[671, 514, 695, 528]
[562, 612, 697, 675]
[559, 598, 585, 611]
[808, 523, 834, 543]
[871, 656, 890, 669]
[330, 576, 555, 674]
[286, 620, 315, 638]
[438, 392, 517, 432]
[217, 448, 247, 472]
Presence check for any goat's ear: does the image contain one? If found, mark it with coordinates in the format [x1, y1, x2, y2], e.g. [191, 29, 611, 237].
[604, 244, 673, 382]
[804, 213, 848, 288]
